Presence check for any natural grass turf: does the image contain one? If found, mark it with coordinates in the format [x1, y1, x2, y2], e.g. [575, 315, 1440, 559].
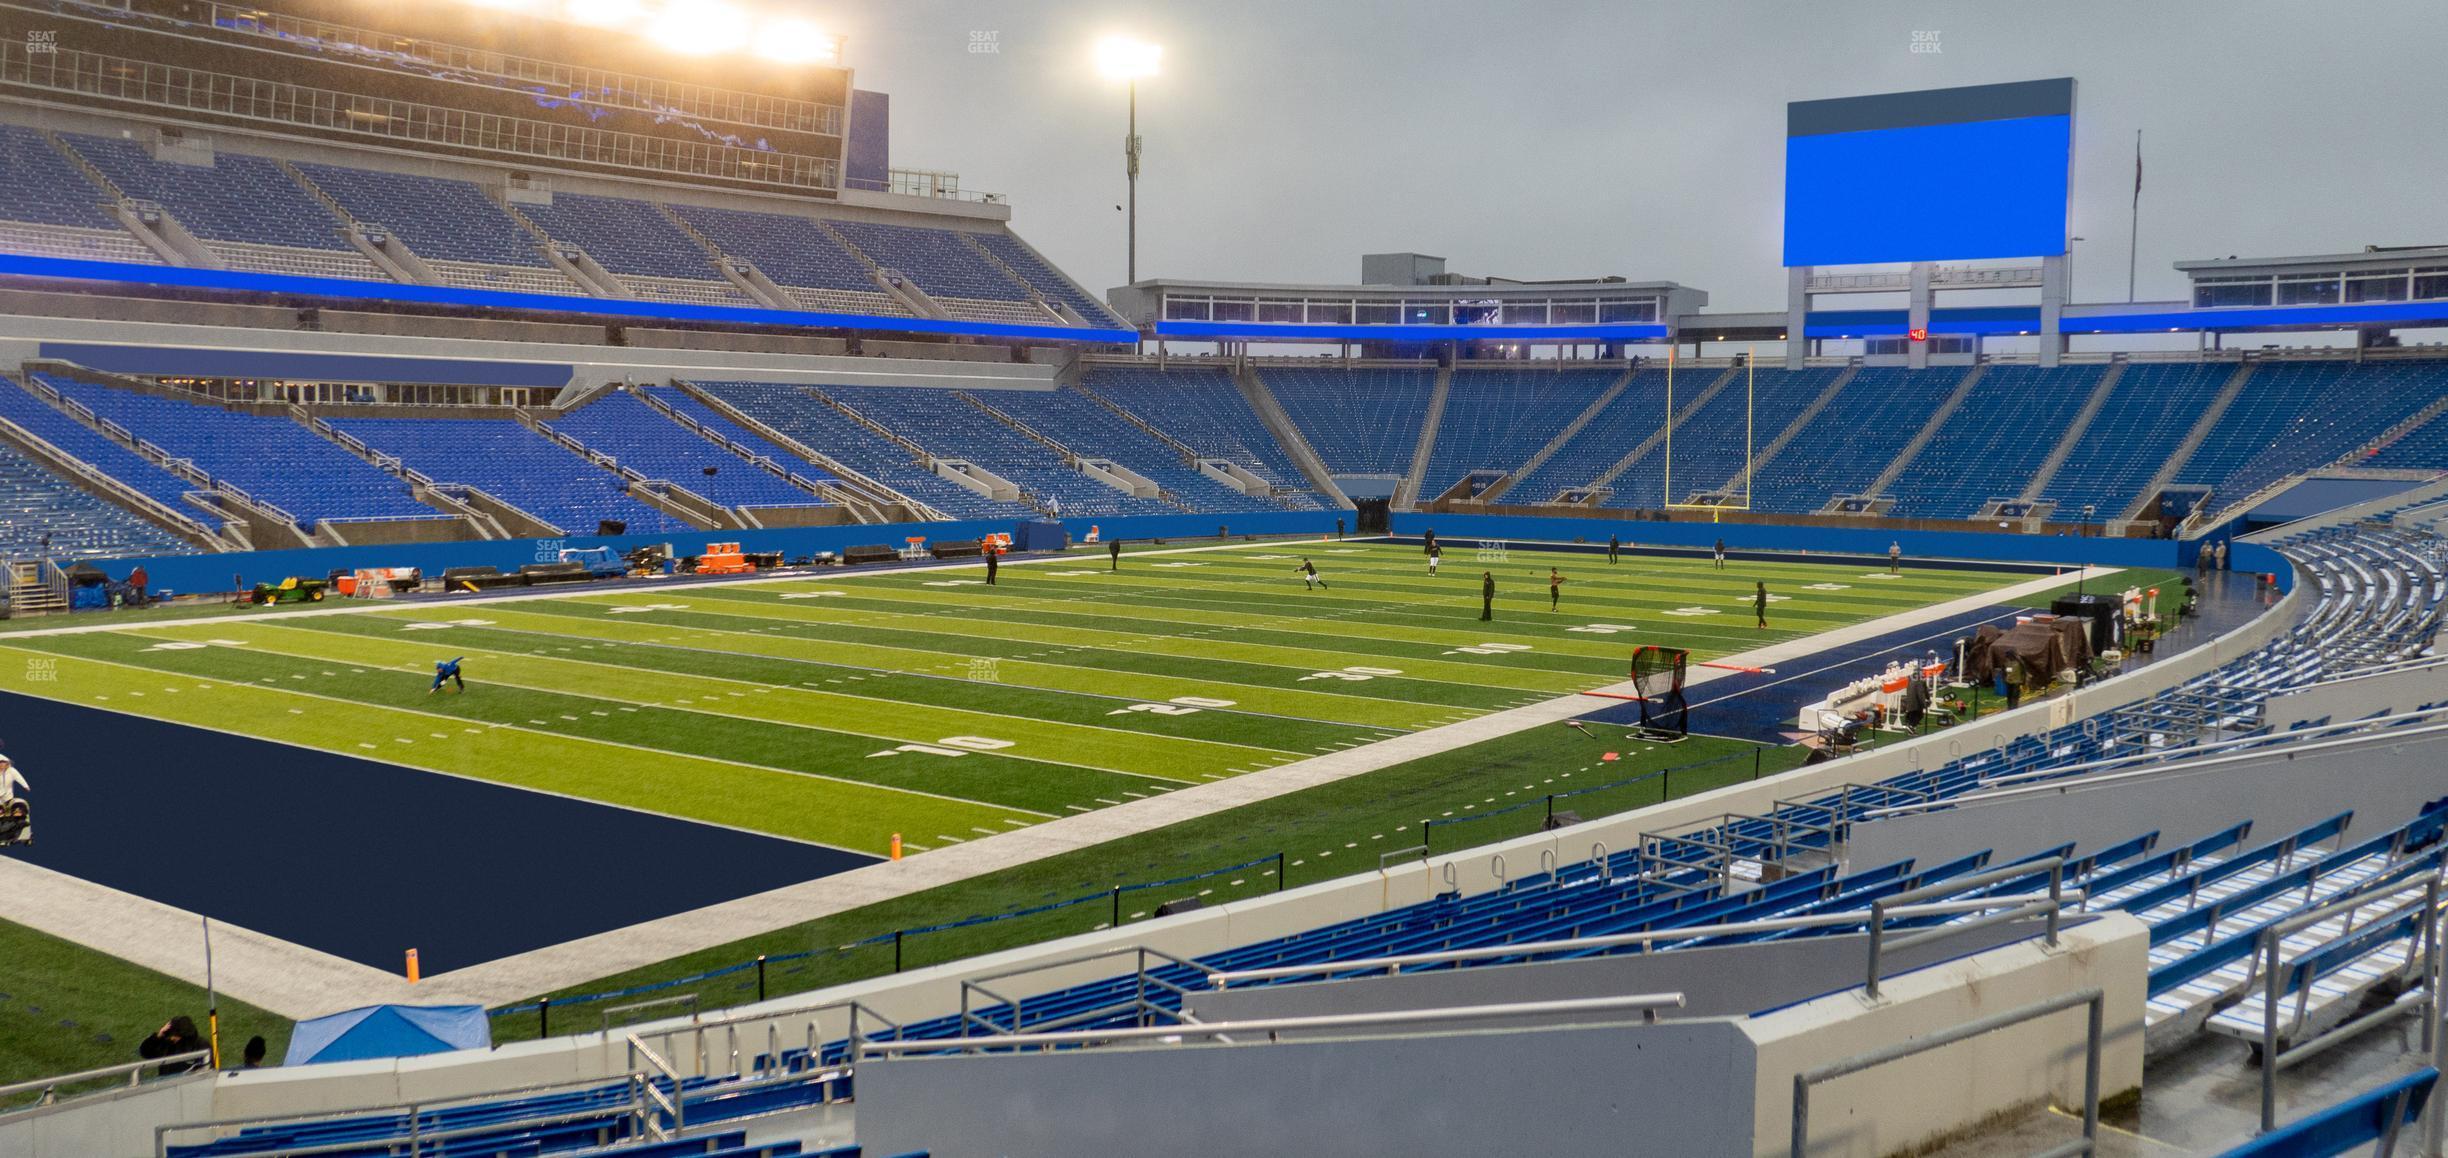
[2011, 567, 2190, 613]
[0, 543, 2025, 853]
[0, 539, 2024, 1072]
[0, 917, 290, 1088]
[487, 724, 1808, 1043]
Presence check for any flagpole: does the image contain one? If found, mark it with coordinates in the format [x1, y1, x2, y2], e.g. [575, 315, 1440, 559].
[2126, 129, 2142, 302]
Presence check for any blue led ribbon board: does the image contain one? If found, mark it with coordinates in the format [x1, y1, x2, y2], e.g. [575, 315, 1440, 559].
[1783, 78, 2074, 267]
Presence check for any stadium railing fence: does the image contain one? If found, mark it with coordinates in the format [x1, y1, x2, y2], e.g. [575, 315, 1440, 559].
[491, 744, 1778, 1037]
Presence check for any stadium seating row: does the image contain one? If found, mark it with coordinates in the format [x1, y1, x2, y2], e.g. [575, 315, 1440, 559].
[9, 356, 2448, 560]
[0, 125, 1103, 326]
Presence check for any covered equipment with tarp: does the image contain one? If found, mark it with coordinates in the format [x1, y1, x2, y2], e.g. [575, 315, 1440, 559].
[1978, 617, 2094, 689]
[285, 1004, 490, 1066]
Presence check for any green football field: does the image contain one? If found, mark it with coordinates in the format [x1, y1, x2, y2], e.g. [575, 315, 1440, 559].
[0, 541, 2026, 857]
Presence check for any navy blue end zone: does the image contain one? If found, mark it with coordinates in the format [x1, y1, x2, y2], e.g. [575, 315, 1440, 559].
[0, 693, 874, 974]
[1578, 603, 2028, 744]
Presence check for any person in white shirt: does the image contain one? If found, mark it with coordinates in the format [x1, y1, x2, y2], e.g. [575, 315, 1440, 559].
[0, 756, 29, 846]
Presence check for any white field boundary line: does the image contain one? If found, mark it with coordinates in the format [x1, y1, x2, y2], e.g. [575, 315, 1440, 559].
[422, 564, 2114, 1006]
[0, 560, 2109, 1017]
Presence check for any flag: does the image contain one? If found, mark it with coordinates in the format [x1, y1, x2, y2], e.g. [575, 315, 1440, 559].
[2132, 131, 2143, 201]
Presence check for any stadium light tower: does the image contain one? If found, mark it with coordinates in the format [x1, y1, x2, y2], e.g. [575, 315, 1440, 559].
[1096, 36, 1161, 284]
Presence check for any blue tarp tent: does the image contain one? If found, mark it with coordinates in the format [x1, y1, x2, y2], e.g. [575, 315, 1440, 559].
[285, 1004, 490, 1066]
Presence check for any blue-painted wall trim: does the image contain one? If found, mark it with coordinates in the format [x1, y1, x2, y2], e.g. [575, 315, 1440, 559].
[75, 511, 1340, 596]
[0, 253, 1136, 344]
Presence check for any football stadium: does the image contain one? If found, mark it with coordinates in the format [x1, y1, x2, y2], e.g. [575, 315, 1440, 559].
[1, 1, 2446, 1154]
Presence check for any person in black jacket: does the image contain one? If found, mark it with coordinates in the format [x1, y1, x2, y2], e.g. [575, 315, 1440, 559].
[139, 1016, 209, 1075]
[1754, 581, 1770, 629]
[1480, 571, 1496, 620]
[1607, 534, 1620, 564]
[984, 546, 999, 585]
[1108, 538, 1122, 571]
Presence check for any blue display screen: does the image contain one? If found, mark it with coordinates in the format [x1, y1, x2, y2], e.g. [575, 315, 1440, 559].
[1782, 79, 2073, 267]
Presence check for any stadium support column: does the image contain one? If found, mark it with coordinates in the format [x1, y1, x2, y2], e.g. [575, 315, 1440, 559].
[1907, 262, 1933, 370]
[2039, 253, 2068, 368]
[1785, 266, 1809, 370]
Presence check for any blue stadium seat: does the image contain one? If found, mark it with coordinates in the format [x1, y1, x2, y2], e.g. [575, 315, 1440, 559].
[1080, 367, 1320, 506]
[1745, 367, 1958, 512]
[2043, 360, 2235, 521]
[821, 385, 1175, 518]
[1261, 367, 1436, 477]
[542, 390, 831, 512]
[1885, 363, 2107, 517]
[960, 387, 1290, 515]
[3, 375, 216, 530]
[0, 437, 195, 559]
[663, 204, 903, 315]
[42, 376, 436, 528]
[330, 414, 692, 536]
[691, 382, 1036, 521]
[1420, 368, 1622, 497]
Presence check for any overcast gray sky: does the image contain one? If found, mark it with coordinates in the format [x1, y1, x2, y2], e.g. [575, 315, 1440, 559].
[838, 0, 2448, 313]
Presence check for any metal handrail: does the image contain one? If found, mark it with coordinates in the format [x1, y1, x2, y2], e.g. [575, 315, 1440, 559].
[1976, 704, 2448, 793]
[602, 992, 698, 1034]
[1206, 891, 2077, 987]
[625, 1034, 683, 1139]
[151, 1071, 641, 1158]
[853, 993, 1688, 1059]
[2253, 876, 2443, 1132]
[959, 945, 1207, 1037]
[1864, 715, 2448, 821]
[1, 1050, 209, 1110]
[628, 996, 901, 1085]
[1792, 987, 2106, 1158]
[1866, 859, 2065, 1000]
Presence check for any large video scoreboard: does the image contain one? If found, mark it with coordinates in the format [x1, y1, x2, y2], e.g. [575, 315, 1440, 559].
[1782, 78, 2074, 267]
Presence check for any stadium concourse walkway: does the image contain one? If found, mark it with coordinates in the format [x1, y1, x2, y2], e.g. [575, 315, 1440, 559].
[0, 540, 2110, 1017]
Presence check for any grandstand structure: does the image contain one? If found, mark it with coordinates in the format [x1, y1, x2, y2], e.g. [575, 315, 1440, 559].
[2, 5, 2448, 1156]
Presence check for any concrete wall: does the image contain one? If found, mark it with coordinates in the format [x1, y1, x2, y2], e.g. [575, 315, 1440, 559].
[0, 1071, 216, 1158]
[1183, 917, 2077, 1025]
[1846, 724, 2448, 872]
[1746, 913, 2148, 1158]
[2262, 662, 2448, 730]
[854, 1017, 1760, 1158]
